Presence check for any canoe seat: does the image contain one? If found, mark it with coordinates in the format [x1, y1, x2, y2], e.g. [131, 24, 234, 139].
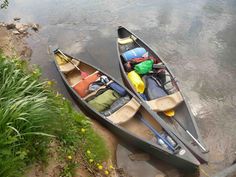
[59, 59, 80, 73]
[146, 91, 183, 112]
[107, 98, 140, 124]
[72, 71, 100, 98]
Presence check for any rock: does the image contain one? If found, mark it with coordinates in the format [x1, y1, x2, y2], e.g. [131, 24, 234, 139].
[0, 22, 6, 27]
[14, 17, 21, 21]
[12, 30, 20, 35]
[15, 23, 29, 33]
[31, 23, 39, 31]
[20, 46, 32, 58]
[6, 23, 16, 30]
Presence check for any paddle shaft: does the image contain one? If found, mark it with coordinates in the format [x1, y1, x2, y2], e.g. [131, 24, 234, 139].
[172, 117, 208, 152]
[56, 49, 82, 71]
[140, 117, 175, 152]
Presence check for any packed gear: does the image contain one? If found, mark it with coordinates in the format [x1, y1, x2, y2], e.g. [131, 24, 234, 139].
[124, 56, 158, 72]
[142, 75, 167, 100]
[88, 80, 104, 92]
[117, 35, 137, 45]
[101, 95, 131, 116]
[134, 60, 154, 75]
[127, 70, 145, 93]
[108, 82, 127, 96]
[73, 72, 100, 97]
[154, 69, 177, 94]
[87, 89, 120, 112]
[122, 47, 147, 62]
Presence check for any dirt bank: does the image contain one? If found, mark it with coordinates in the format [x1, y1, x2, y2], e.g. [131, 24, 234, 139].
[0, 20, 119, 177]
[0, 24, 33, 59]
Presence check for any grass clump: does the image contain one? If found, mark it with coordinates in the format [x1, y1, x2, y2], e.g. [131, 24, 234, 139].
[0, 53, 109, 177]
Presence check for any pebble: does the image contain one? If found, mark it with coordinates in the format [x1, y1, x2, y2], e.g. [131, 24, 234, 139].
[12, 30, 20, 35]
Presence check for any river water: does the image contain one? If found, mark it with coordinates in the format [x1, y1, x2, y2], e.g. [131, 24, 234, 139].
[1, 0, 236, 176]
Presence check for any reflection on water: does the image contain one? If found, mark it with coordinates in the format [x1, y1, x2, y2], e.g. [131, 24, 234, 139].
[1, 0, 236, 176]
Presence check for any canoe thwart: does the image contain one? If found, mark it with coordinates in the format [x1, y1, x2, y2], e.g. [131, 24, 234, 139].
[107, 98, 140, 124]
[146, 91, 183, 112]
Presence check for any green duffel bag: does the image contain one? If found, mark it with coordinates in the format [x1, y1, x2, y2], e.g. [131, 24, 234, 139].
[88, 89, 120, 112]
[134, 59, 154, 74]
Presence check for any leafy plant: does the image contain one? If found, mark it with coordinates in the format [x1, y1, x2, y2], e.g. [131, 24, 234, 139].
[0, 54, 110, 176]
[0, 0, 8, 9]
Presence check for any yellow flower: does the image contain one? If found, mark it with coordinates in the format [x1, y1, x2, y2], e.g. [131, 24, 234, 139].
[104, 170, 109, 175]
[86, 150, 91, 154]
[98, 165, 103, 170]
[109, 165, 114, 170]
[81, 128, 86, 133]
[47, 81, 53, 86]
[67, 155, 72, 160]
[89, 159, 94, 163]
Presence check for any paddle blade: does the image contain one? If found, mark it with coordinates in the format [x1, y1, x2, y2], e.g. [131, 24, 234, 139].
[164, 110, 175, 117]
[80, 71, 89, 79]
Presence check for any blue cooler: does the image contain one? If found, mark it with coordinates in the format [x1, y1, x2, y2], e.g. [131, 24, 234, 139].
[122, 47, 147, 62]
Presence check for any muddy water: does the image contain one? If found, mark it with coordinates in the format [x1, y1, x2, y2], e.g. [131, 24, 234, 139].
[1, 0, 236, 176]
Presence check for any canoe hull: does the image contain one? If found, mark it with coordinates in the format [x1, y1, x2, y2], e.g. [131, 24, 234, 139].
[53, 51, 200, 171]
[116, 26, 208, 163]
[63, 77, 198, 171]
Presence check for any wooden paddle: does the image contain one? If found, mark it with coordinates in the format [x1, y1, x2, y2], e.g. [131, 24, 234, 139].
[55, 49, 88, 78]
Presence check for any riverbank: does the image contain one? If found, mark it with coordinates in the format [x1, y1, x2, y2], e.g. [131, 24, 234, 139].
[0, 21, 33, 58]
[0, 20, 119, 177]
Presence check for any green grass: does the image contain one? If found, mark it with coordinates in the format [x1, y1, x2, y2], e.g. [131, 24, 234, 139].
[0, 53, 109, 177]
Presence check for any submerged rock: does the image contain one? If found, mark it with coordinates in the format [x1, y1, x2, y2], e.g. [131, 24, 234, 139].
[31, 23, 39, 31]
[6, 23, 15, 30]
[14, 17, 21, 21]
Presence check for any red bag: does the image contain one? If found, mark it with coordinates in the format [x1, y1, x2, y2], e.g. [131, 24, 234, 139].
[124, 56, 159, 72]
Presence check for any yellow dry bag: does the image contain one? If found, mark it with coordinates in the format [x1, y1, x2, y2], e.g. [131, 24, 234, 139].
[127, 71, 145, 93]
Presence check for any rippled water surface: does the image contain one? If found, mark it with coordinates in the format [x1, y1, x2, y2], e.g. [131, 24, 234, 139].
[1, 0, 236, 176]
